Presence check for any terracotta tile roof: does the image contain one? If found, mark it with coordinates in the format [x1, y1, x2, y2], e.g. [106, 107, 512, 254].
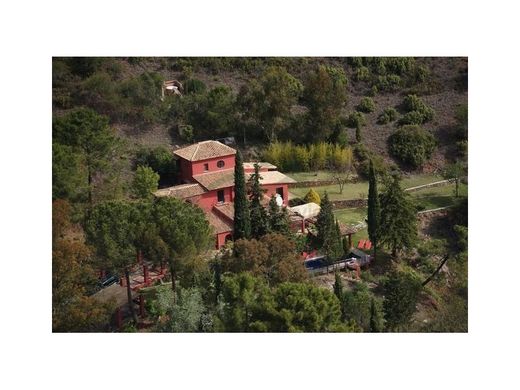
[248, 170, 297, 185]
[193, 169, 235, 191]
[173, 140, 236, 162]
[154, 183, 206, 198]
[213, 202, 234, 221]
[206, 209, 233, 234]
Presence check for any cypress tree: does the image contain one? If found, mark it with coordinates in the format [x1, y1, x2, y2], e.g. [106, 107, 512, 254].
[316, 192, 342, 265]
[233, 151, 251, 240]
[367, 159, 381, 259]
[379, 174, 418, 257]
[333, 272, 343, 301]
[369, 297, 384, 332]
[249, 163, 269, 239]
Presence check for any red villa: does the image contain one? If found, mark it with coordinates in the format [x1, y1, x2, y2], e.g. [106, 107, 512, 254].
[155, 140, 296, 249]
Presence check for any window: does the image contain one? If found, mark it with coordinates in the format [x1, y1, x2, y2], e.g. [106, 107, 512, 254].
[204, 163, 209, 171]
[276, 187, 284, 199]
[217, 190, 225, 203]
[217, 160, 225, 168]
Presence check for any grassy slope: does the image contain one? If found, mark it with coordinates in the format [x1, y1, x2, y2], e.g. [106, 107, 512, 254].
[289, 173, 444, 201]
[332, 182, 467, 243]
[57, 57, 466, 174]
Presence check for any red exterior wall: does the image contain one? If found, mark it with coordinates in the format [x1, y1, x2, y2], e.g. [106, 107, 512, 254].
[216, 231, 233, 249]
[178, 154, 235, 182]
[190, 154, 235, 176]
[178, 158, 194, 183]
[262, 184, 290, 206]
[196, 187, 234, 211]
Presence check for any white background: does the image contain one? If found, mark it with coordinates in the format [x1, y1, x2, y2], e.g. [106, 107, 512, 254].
[1, 0, 519, 389]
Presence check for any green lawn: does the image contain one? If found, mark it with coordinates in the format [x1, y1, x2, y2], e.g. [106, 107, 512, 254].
[290, 173, 444, 201]
[332, 183, 468, 233]
[412, 183, 468, 209]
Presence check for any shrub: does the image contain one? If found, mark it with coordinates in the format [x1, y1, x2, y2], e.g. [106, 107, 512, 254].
[377, 107, 398, 124]
[356, 97, 376, 113]
[398, 110, 426, 126]
[304, 188, 321, 205]
[346, 112, 366, 129]
[355, 66, 370, 81]
[389, 125, 436, 168]
[178, 124, 194, 143]
[401, 94, 435, 123]
[375, 74, 401, 92]
[184, 78, 207, 94]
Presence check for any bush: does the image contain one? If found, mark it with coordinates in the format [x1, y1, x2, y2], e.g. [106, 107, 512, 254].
[375, 74, 401, 92]
[354, 143, 388, 179]
[377, 107, 398, 124]
[346, 112, 366, 129]
[184, 78, 207, 95]
[398, 110, 426, 126]
[304, 188, 321, 205]
[389, 125, 436, 168]
[356, 97, 376, 113]
[401, 94, 435, 123]
[355, 66, 370, 81]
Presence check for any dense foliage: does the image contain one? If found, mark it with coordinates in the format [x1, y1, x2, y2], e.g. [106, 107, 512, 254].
[389, 125, 436, 168]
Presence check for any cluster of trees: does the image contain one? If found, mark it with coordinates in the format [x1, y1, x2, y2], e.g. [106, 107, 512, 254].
[234, 154, 292, 241]
[52, 200, 113, 331]
[84, 196, 212, 325]
[262, 141, 353, 172]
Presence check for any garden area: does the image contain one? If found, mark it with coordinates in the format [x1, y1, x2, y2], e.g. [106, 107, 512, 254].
[289, 173, 446, 201]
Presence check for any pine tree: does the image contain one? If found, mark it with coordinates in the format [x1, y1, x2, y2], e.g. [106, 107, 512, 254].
[249, 163, 269, 239]
[367, 159, 381, 259]
[268, 195, 291, 236]
[233, 151, 251, 240]
[333, 272, 343, 300]
[379, 174, 418, 257]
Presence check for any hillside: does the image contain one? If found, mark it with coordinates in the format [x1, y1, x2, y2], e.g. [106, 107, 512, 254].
[52, 57, 468, 174]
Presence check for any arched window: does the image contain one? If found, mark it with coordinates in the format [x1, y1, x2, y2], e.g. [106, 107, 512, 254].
[217, 160, 225, 168]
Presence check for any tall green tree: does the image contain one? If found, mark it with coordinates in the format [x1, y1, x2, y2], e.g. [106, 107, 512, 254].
[316, 192, 342, 264]
[267, 196, 291, 236]
[85, 200, 139, 324]
[383, 270, 422, 331]
[333, 272, 343, 301]
[378, 175, 418, 257]
[303, 65, 348, 142]
[53, 108, 119, 206]
[52, 142, 87, 202]
[233, 151, 251, 240]
[369, 298, 385, 332]
[238, 66, 303, 142]
[248, 163, 269, 239]
[153, 197, 213, 294]
[367, 159, 381, 259]
[132, 165, 159, 199]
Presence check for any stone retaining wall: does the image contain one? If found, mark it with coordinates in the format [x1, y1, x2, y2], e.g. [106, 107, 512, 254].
[331, 198, 367, 209]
